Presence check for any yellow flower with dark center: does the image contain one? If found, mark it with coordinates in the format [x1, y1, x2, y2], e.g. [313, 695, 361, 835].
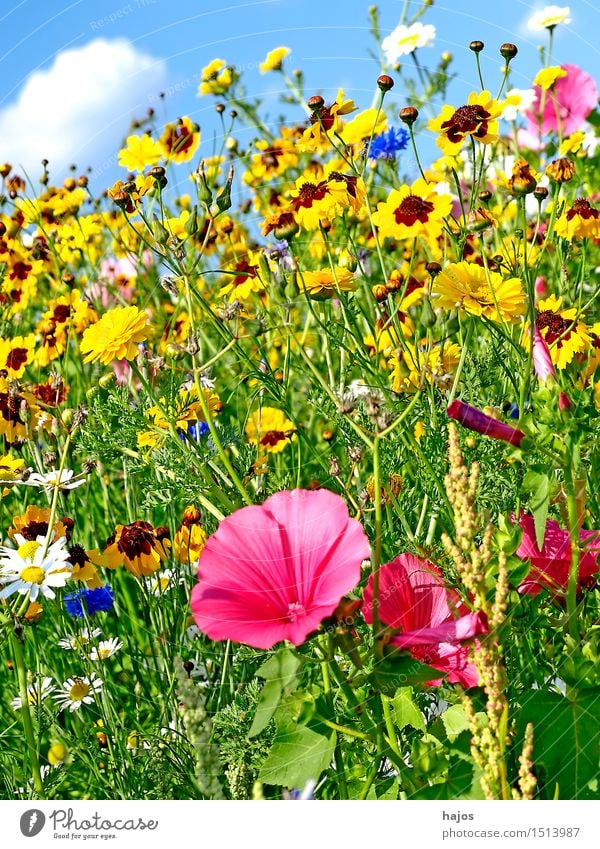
[555, 198, 600, 241]
[433, 261, 525, 322]
[118, 134, 162, 172]
[0, 453, 26, 494]
[0, 334, 35, 378]
[0, 377, 48, 443]
[533, 295, 591, 369]
[297, 89, 357, 152]
[288, 170, 364, 230]
[93, 521, 170, 577]
[243, 130, 299, 186]
[9, 505, 70, 543]
[259, 46, 290, 73]
[137, 386, 221, 451]
[245, 407, 296, 454]
[371, 178, 452, 241]
[80, 306, 148, 366]
[173, 509, 207, 565]
[219, 251, 265, 301]
[390, 340, 461, 393]
[300, 267, 356, 299]
[428, 91, 504, 155]
[198, 59, 235, 96]
[159, 117, 200, 164]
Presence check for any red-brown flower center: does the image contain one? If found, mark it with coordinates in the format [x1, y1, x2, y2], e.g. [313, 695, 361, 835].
[535, 309, 573, 346]
[566, 198, 600, 221]
[293, 181, 328, 209]
[5, 347, 28, 371]
[393, 194, 435, 227]
[260, 430, 287, 447]
[441, 104, 491, 143]
[117, 521, 156, 559]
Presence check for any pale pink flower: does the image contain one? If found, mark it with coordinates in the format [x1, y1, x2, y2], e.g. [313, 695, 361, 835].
[190, 489, 370, 649]
[525, 64, 598, 137]
[362, 553, 487, 687]
[533, 326, 556, 382]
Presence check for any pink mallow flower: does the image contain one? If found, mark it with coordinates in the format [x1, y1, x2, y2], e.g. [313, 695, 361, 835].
[516, 514, 600, 598]
[362, 554, 487, 688]
[447, 400, 525, 447]
[533, 326, 556, 382]
[190, 489, 370, 649]
[525, 64, 598, 138]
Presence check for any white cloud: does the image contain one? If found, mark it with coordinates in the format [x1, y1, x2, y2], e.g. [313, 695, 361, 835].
[0, 39, 166, 182]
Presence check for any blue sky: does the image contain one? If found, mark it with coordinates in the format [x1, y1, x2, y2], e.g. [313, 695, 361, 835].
[0, 0, 598, 190]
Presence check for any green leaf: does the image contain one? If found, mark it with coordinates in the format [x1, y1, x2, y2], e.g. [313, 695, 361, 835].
[517, 689, 600, 799]
[441, 704, 470, 741]
[258, 726, 335, 787]
[371, 654, 442, 696]
[522, 468, 550, 551]
[416, 756, 475, 799]
[249, 649, 300, 737]
[392, 688, 426, 732]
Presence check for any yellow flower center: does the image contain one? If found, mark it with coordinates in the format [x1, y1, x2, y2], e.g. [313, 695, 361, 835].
[98, 647, 110, 660]
[69, 681, 90, 701]
[20, 566, 45, 585]
[18, 540, 41, 561]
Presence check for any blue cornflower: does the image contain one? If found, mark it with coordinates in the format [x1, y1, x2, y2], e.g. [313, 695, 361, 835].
[369, 127, 409, 161]
[179, 421, 210, 443]
[64, 586, 114, 618]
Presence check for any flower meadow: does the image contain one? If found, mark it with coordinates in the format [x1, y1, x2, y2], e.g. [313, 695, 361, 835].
[1, 2, 600, 803]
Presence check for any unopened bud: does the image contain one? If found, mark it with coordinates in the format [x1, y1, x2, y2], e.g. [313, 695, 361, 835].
[377, 74, 394, 92]
[399, 106, 419, 126]
[469, 40, 484, 53]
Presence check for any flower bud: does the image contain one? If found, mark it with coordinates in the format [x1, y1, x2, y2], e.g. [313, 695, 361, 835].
[545, 157, 576, 183]
[447, 399, 525, 447]
[500, 42, 518, 60]
[469, 40, 484, 53]
[307, 95, 325, 111]
[372, 284, 388, 302]
[377, 74, 394, 92]
[216, 166, 234, 213]
[533, 185, 549, 202]
[399, 106, 419, 125]
[558, 391, 571, 411]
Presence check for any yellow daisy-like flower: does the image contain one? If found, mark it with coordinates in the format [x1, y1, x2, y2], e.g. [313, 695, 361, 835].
[390, 340, 461, 393]
[297, 89, 357, 153]
[0, 333, 35, 378]
[118, 134, 162, 172]
[173, 508, 207, 565]
[198, 59, 234, 96]
[533, 66, 567, 91]
[339, 108, 387, 147]
[245, 407, 296, 454]
[80, 306, 148, 366]
[138, 386, 221, 451]
[259, 46, 290, 73]
[300, 267, 356, 299]
[159, 117, 200, 164]
[559, 132, 586, 156]
[554, 198, 600, 241]
[371, 178, 452, 242]
[534, 295, 591, 369]
[0, 454, 26, 494]
[433, 261, 525, 323]
[92, 521, 170, 578]
[428, 91, 504, 155]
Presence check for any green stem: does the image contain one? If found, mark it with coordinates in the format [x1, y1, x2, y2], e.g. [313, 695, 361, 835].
[12, 632, 44, 797]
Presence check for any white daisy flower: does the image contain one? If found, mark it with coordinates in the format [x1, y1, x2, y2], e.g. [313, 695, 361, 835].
[501, 87, 537, 122]
[382, 22, 436, 64]
[527, 5, 571, 31]
[0, 534, 72, 602]
[88, 637, 123, 661]
[147, 568, 182, 596]
[11, 676, 55, 710]
[53, 674, 103, 712]
[58, 627, 102, 651]
[23, 468, 87, 491]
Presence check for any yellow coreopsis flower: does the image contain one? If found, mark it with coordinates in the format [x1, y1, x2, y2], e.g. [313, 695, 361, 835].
[118, 134, 162, 172]
[259, 46, 290, 73]
[198, 59, 234, 96]
[533, 65, 567, 91]
[245, 407, 296, 454]
[371, 178, 452, 242]
[80, 306, 148, 365]
[0, 454, 26, 494]
[534, 295, 591, 369]
[0, 334, 35, 378]
[559, 132, 586, 156]
[390, 340, 461, 393]
[428, 91, 504, 155]
[339, 108, 387, 146]
[554, 198, 600, 241]
[159, 117, 200, 164]
[433, 261, 525, 323]
[300, 267, 356, 299]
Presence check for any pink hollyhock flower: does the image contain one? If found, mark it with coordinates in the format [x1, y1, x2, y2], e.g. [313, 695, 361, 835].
[533, 326, 556, 382]
[516, 514, 600, 597]
[525, 64, 598, 137]
[362, 554, 487, 687]
[190, 489, 370, 649]
[447, 400, 525, 447]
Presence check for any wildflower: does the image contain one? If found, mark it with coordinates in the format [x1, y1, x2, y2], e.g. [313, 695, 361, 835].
[381, 22, 436, 63]
[58, 627, 102, 650]
[300, 267, 356, 299]
[555, 197, 600, 241]
[64, 585, 114, 618]
[527, 5, 572, 31]
[532, 326, 556, 382]
[507, 159, 538, 196]
[447, 400, 525, 447]
[259, 46, 290, 73]
[534, 295, 591, 368]
[362, 553, 487, 687]
[245, 407, 296, 454]
[515, 514, 599, 597]
[10, 676, 55, 709]
[0, 534, 72, 601]
[368, 126, 409, 161]
[138, 385, 221, 450]
[371, 178, 452, 241]
[48, 743, 68, 765]
[545, 157, 576, 183]
[297, 89, 357, 151]
[533, 66, 567, 93]
[9, 506, 70, 544]
[0, 334, 35, 378]
[198, 59, 234, 96]
[89, 637, 123, 661]
[391, 341, 460, 393]
[95, 522, 170, 577]
[80, 306, 148, 366]
[117, 134, 162, 172]
[23, 469, 86, 491]
[501, 88, 537, 121]
[0, 454, 27, 492]
[525, 65, 597, 137]
[173, 509, 207, 565]
[54, 674, 103, 712]
[433, 261, 525, 322]
[159, 117, 200, 164]
[190, 489, 371, 649]
[428, 91, 504, 155]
